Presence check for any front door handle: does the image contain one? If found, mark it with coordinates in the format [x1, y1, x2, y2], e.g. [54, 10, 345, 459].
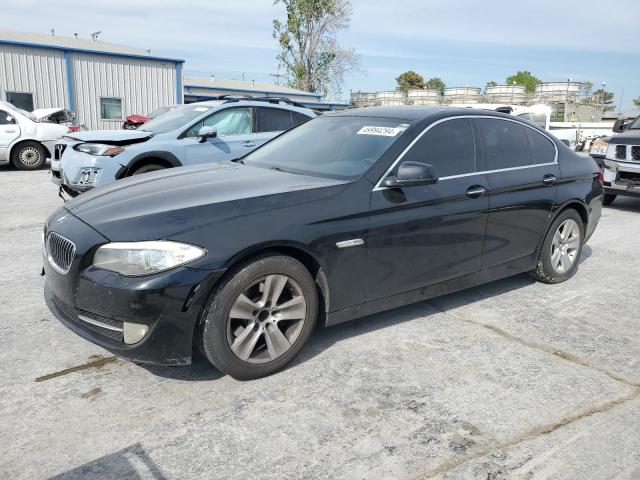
[543, 174, 557, 186]
[5, 128, 16, 133]
[242, 141, 256, 148]
[466, 185, 487, 198]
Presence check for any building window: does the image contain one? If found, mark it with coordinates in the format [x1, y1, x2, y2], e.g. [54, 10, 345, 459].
[6, 91, 34, 112]
[100, 97, 123, 120]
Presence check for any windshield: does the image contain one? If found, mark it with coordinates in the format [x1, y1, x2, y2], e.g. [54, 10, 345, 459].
[139, 105, 212, 134]
[629, 116, 640, 130]
[243, 116, 411, 179]
[147, 106, 172, 119]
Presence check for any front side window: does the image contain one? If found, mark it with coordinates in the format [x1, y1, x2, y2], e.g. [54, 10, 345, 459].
[6, 91, 34, 112]
[255, 107, 294, 132]
[402, 118, 476, 178]
[100, 98, 123, 120]
[477, 118, 531, 170]
[244, 116, 411, 179]
[0, 110, 16, 125]
[185, 108, 252, 137]
[628, 116, 640, 130]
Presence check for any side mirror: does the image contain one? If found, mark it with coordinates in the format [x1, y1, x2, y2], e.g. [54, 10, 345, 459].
[198, 125, 217, 143]
[5, 115, 14, 124]
[612, 119, 626, 133]
[381, 161, 438, 188]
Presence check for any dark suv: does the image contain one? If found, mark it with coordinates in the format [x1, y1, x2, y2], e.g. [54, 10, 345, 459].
[43, 107, 603, 379]
[598, 115, 640, 205]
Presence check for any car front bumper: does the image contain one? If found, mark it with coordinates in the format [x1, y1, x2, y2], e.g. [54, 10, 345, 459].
[51, 143, 126, 193]
[602, 159, 640, 197]
[42, 210, 226, 365]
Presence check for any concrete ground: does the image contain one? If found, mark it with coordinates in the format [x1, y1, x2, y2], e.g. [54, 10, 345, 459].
[1, 166, 639, 480]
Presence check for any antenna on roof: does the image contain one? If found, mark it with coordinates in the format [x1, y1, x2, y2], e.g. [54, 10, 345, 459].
[146, 48, 151, 55]
[73, 33, 78, 39]
[90, 31, 101, 42]
[50, 28, 55, 37]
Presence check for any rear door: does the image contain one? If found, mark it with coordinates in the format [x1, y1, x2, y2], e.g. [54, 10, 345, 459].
[183, 107, 255, 164]
[475, 117, 560, 268]
[365, 118, 489, 300]
[254, 107, 310, 146]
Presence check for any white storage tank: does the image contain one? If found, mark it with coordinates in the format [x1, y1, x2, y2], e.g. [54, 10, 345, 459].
[443, 87, 481, 104]
[407, 89, 442, 105]
[535, 82, 582, 102]
[485, 85, 526, 104]
[350, 91, 377, 108]
[375, 90, 407, 106]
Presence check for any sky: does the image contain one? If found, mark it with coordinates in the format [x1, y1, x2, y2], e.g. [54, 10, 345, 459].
[2, 0, 639, 111]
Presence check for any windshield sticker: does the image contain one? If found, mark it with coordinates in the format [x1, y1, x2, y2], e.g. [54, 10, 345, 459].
[357, 126, 404, 136]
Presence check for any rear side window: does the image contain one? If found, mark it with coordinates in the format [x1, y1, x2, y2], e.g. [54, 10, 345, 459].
[477, 118, 530, 170]
[402, 118, 476, 178]
[0, 110, 15, 125]
[256, 107, 295, 132]
[291, 111, 312, 127]
[525, 128, 556, 165]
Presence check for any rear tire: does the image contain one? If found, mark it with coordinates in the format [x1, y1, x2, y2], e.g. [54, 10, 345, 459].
[131, 163, 166, 176]
[602, 194, 616, 206]
[531, 209, 584, 284]
[11, 141, 47, 170]
[199, 254, 318, 380]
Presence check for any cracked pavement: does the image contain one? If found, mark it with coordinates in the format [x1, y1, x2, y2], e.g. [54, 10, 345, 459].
[1, 167, 639, 479]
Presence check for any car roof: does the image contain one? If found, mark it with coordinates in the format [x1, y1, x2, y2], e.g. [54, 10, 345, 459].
[328, 105, 523, 123]
[182, 99, 315, 116]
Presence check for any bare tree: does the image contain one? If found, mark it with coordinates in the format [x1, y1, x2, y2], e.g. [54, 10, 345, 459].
[273, 0, 361, 96]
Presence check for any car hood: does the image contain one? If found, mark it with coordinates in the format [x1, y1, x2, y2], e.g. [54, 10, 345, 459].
[66, 162, 349, 241]
[32, 107, 67, 120]
[608, 129, 640, 144]
[65, 129, 153, 144]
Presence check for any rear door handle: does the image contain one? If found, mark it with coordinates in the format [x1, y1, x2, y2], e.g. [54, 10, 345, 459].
[5, 129, 16, 133]
[242, 141, 256, 148]
[543, 174, 557, 186]
[466, 185, 487, 198]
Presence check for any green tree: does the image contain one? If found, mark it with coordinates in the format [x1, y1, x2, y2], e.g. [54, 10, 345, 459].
[273, 0, 361, 96]
[505, 71, 540, 93]
[634, 96, 640, 107]
[593, 89, 615, 112]
[424, 77, 446, 95]
[581, 81, 593, 98]
[395, 71, 424, 91]
[485, 80, 498, 92]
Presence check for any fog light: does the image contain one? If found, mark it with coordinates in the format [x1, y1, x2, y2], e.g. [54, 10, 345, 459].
[75, 167, 101, 186]
[123, 322, 149, 344]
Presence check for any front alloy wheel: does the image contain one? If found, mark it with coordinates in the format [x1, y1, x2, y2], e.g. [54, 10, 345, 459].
[200, 254, 318, 380]
[227, 274, 307, 363]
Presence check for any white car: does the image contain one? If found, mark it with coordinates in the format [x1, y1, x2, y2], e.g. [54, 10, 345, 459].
[0, 100, 70, 170]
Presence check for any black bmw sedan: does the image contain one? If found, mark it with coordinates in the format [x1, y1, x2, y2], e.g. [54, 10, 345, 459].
[43, 107, 603, 379]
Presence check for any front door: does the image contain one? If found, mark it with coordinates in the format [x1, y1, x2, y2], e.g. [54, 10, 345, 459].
[474, 117, 560, 268]
[183, 107, 256, 164]
[366, 118, 489, 300]
[0, 110, 20, 161]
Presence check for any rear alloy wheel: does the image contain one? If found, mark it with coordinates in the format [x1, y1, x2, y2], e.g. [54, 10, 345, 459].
[531, 209, 584, 284]
[602, 194, 616, 206]
[200, 254, 318, 379]
[12, 141, 46, 170]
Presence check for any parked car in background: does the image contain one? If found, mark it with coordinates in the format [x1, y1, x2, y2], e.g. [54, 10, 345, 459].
[122, 105, 178, 130]
[0, 101, 70, 170]
[51, 98, 315, 196]
[43, 106, 603, 379]
[597, 115, 640, 205]
[32, 107, 79, 132]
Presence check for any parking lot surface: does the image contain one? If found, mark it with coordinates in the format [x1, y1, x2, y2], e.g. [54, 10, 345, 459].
[1, 167, 639, 479]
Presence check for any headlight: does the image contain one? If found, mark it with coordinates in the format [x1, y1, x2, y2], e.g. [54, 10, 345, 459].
[92, 241, 206, 276]
[589, 138, 608, 156]
[74, 143, 124, 156]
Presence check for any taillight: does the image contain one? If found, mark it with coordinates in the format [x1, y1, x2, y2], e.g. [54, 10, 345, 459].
[597, 170, 604, 186]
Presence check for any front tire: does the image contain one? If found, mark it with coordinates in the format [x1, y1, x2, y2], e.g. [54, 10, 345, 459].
[602, 194, 616, 206]
[11, 141, 47, 170]
[531, 209, 584, 284]
[199, 254, 318, 380]
[131, 163, 166, 176]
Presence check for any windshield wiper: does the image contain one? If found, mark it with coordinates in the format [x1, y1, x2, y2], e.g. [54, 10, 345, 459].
[231, 158, 245, 164]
